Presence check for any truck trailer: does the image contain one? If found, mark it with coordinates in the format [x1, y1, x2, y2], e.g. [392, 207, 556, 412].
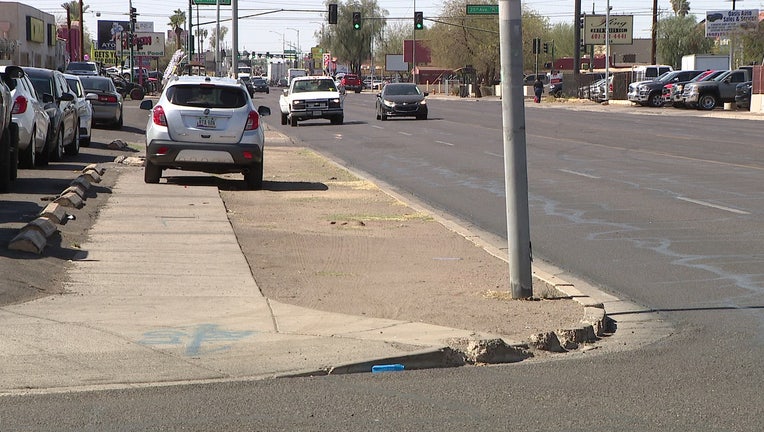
[681, 54, 730, 71]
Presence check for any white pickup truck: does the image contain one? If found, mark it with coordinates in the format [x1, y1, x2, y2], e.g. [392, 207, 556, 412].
[278, 75, 344, 126]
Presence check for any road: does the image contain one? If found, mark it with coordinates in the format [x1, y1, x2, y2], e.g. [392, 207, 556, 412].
[1, 93, 762, 430]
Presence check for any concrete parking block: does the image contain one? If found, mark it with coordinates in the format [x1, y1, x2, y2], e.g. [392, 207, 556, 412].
[8, 229, 47, 254]
[39, 202, 67, 224]
[70, 176, 91, 191]
[24, 217, 59, 238]
[54, 191, 85, 209]
[83, 163, 106, 175]
[62, 184, 87, 200]
[83, 170, 102, 183]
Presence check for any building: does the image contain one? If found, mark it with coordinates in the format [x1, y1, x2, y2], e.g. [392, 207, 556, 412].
[0, 2, 66, 69]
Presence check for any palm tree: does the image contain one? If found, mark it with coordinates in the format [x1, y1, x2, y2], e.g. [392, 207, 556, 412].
[168, 9, 186, 51]
[60, 1, 89, 20]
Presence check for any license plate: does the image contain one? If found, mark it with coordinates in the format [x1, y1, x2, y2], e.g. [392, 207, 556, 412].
[312, 110, 322, 116]
[197, 116, 216, 128]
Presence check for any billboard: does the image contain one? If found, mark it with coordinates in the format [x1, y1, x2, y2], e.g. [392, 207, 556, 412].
[114, 32, 166, 58]
[97, 20, 154, 50]
[583, 15, 634, 45]
[705, 10, 760, 37]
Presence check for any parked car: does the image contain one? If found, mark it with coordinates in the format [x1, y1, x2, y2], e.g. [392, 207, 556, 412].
[375, 83, 428, 121]
[139, 75, 272, 189]
[64, 73, 93, 147]
[0, 65, 48, 169]
[628, 70, 704, 107]
[735, 81, 752, 110]
[549, 81, 563, 98]
[340, 73, 363, 93]
[251, 77, 270, 94]
[0, 65, 22, 191]
[22, 66, 78, 164]
[65, 61, 100, 76]
[78, 76, 123, 129]
[276, 77, 288, 87]
[663, 70, 726, 108]
[683, 68, 751, 110]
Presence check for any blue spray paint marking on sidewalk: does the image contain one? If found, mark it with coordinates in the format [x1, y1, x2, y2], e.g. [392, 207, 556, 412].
[140, 324, 255, 356]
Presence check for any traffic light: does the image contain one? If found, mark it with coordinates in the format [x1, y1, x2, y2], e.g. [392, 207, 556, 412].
[543, 42, 548, 54]
[129, 7, 137, 25]
[352, 12, 361, 30]
[532, 38, 541, 54]
[328, 4, 338, 24]
[414, 11, 424, 30]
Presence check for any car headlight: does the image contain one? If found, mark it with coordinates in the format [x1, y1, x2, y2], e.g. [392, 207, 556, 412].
[292, 100, 305, 109]
[676, 84, 684, 92]
[419, 100, 426, 105]
[383, 99, 395, 107]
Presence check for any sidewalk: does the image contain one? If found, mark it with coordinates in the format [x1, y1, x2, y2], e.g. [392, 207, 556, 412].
[0, 140, 607, 394]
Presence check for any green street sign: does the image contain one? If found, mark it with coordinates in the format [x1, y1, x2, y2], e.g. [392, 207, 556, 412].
[193, 0, 231, 5]
[466, 4, 498, 15]
[284, 50, 295, 54]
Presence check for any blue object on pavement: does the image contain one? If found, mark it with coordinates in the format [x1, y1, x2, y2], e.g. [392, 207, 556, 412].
[372, 364, 405, 373]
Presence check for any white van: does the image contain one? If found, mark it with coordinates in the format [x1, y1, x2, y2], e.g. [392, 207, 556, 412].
[632, 65, 673, 82]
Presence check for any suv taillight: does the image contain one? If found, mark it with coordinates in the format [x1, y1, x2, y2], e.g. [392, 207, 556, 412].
[245, 110, 259, 130]
[12, 96, 27, 114]
[152, 105, 167, 126]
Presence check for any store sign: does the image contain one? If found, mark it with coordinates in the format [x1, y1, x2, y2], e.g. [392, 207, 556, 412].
[583, 15, 633, 45]
[705, 10, 759, 37]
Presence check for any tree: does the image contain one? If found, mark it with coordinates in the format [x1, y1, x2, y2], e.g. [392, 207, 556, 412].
[657, 14, 713, 68]
[319, 0, 387, 75]
[168, 9, 186, 51]
[671, 0, 691, 17]
[427, 0, 549, 87]
[208, 26, 229, 51]
[60, 1, 88, 21]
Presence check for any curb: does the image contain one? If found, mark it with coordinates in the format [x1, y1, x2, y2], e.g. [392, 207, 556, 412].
[8, 164, 106, 254]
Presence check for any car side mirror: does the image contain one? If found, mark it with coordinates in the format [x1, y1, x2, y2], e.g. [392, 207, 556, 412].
[424, 91, 429, 96]
[59, 92, 75, 102]
[258, 106, 271, 117]
[42, 93, 54, 103]
[282, 89, 288, 96]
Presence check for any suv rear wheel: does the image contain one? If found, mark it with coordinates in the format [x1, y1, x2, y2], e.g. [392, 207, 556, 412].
[144, 159, 161, 183]
[244, 161, 263, 190]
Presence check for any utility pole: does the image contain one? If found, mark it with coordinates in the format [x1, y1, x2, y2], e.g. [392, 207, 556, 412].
[79, 0, 84, 61]
[498, 0, 533, 299]
[231, 0, 238, 78]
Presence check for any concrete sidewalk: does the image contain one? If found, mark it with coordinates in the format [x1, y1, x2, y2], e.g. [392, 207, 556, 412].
[0, 144, 612, 395]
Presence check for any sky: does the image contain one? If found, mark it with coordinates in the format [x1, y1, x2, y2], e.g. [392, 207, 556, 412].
[34, 0, 764, 56]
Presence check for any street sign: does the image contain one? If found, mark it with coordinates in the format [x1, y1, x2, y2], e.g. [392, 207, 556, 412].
[284, 50, 295, 54]
[466, 4, 498, 15]
[193, 0, 231, 5]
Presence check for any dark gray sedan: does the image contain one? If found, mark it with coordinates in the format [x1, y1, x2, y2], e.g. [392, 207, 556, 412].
[375, 83, 428, 121]
[78, 76, 123, 129]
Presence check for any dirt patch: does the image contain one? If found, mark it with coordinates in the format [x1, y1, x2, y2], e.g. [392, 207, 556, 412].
[221, 147, 583, 342]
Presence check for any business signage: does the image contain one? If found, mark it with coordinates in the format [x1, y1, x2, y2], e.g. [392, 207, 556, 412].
[705, 10, 759, 37]
[583, 15, 634, 45]
[114, 32, 166, 57]
[97, 20, 154, 50]
[26, 16, 45, 43]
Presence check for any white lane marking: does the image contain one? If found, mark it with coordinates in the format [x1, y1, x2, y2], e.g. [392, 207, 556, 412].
[484, 151, 503, 158]
[559, 169, 600, 179]
[399, 132, 412, 136]
[436, 140, 455, 146]
[370, 125, 383, 129]
[676, 197, 750, 215]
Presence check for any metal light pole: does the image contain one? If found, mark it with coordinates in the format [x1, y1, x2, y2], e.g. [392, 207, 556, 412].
[499, 0, 533, 299]
[79, 0, 85, 61]
[287, 27, 300, 68]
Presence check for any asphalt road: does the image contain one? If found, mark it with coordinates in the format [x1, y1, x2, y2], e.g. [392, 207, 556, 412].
[1, 93, 762, 430]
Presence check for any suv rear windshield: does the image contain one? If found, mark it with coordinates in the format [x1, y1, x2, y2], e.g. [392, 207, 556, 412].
[166, 85, 248, 108]
[66, 62, 98, 74]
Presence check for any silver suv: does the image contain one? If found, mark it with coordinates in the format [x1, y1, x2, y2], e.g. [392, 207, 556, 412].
[139, 75, 271, 189]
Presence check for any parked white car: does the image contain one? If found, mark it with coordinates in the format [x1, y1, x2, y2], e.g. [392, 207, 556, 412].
[0, 65, 49, 168]
[64, 73, 93, 147]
